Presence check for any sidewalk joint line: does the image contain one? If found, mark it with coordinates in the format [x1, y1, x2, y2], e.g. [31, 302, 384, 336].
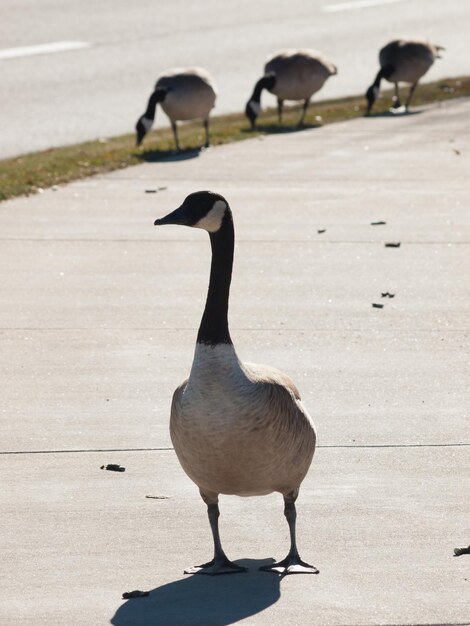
[0, 328, 468, 332]
[1, 443, 468, 455]
[0, 238, 469, 245]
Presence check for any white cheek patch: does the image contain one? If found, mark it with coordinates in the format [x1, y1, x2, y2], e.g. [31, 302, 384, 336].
[249, 101, 261, 116]
[194, 199, 227, 233]
[142, 116, 153, 132]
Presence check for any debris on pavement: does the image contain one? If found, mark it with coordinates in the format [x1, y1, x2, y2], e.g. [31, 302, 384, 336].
[371, 220, 386, 225]
[381, 292, 395, 298]
[145, 186, 167, 193]
[317, 229, 326, 234]
[101, 464, 125, 472]
[122, 590, 150, 599]
[372, 303, 384, 309]
[453, 545, 470, 556]
[145, 494, 170, 499]
[385, 242, 401, 248]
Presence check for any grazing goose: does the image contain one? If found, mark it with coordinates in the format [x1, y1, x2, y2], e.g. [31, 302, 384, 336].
[136, 67, 217, 151]
[365, 38, 444, 115]
[154, 191, 318, 576]
[245, 48, 337, 129]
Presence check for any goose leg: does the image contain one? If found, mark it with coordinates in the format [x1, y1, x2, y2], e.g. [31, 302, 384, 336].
[390, 82, 407, 114]
[185, 498, 246, 576]
[277, 99, 284, 125]
[171, 120, 180, 152]
[260, 492, 319, 575]
[203, 118, 210, 148]
[298, 98, 310, 127]
[392, 82, 402, 109]
[405, 82, 418, 111]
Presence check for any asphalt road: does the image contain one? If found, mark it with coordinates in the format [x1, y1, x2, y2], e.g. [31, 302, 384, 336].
[1, 0, 469, 158]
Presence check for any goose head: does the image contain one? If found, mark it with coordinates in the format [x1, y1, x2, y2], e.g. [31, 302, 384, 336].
[365, 84, 379, 116]
[245, 100, 261, 131]
[154, 191, 230, 233]
[136, 86, 168, 146]
[245, 72, 276, 129]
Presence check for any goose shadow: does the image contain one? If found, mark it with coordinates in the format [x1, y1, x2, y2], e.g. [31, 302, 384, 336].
[243, 122, 320, 136]
[111, 558, 281, 626]
[136, 147, 203, 163]
[365, 109, 424, 119]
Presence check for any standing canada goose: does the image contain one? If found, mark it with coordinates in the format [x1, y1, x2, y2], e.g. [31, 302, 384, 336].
[245, 48, 337, 129]
[365, 38, 444, 115]
[136, 67, 217, 151]
[154, 191, 318, 576]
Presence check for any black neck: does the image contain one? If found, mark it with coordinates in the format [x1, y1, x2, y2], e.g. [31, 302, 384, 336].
[372, 69, 383, 89]
[375, 64, 394, 87]
[250, 76, 269, 103]
[197, 211, 234, 346]
[144, 90, 161, 120]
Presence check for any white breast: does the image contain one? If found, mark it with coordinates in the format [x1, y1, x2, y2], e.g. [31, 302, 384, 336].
[170, 344, 316, 498]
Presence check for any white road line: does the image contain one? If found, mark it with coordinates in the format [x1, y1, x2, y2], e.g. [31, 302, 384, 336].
[323, 0, 406, 12]
[0, 41, 91, 60]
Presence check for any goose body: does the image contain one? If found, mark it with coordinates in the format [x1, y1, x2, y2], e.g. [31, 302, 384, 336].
[154, 191, 318, 576]
[365, 38, 443, 114]
[245, 48, 337, 128]
[171, 346, 315, 498]
[136, 67, 217, 150]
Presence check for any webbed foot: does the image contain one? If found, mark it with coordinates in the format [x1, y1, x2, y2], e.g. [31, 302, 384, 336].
[389, 105, 407, 115]
[260, 553, 319, 575]
[184, 555, 247, 576]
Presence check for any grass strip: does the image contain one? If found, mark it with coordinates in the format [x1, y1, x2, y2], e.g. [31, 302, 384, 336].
[1, 76, 469, 203]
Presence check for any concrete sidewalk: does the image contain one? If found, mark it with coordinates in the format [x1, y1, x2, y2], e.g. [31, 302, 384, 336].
[1, 99, 469, 625]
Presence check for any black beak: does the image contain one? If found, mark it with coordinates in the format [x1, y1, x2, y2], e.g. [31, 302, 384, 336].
[136, 130, 145, 147]
[154, 204, 188, 226]
[136, 119, 146, 147]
